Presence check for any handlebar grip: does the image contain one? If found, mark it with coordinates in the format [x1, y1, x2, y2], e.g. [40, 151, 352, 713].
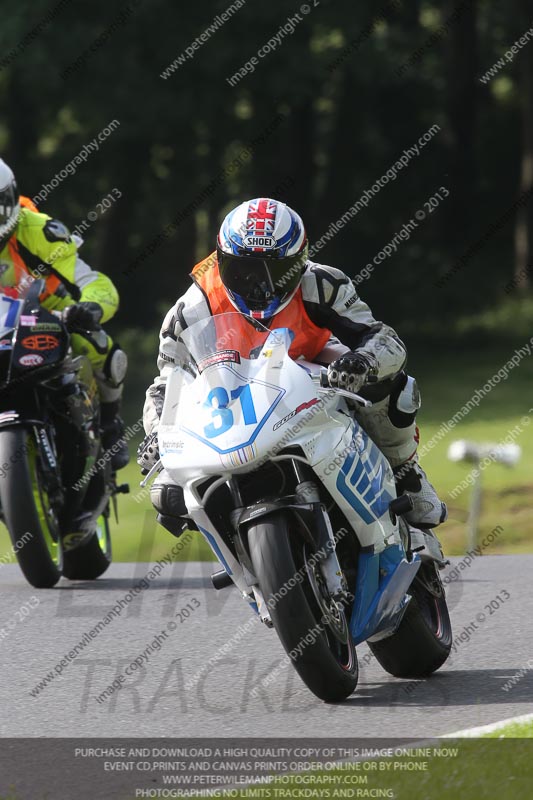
[319, 368, 330, 388]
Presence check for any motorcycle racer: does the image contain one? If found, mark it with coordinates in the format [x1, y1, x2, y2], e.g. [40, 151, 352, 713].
[139, 197, 447, 531]
[0, 158, 128, 469]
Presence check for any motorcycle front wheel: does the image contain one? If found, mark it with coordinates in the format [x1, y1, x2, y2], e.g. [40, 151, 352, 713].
[248, 511, 358, 702]
[0, 427, 62, 588]
[62, 511, 112, 580]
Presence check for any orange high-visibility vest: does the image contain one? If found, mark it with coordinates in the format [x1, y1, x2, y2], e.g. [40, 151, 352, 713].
[20, 195, 39, 213]
[191, 252, 331, 361]
[7, 196, 61, 300]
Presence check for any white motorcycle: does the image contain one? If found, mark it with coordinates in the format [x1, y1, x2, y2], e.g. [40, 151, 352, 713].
[144, 312, 451, 702]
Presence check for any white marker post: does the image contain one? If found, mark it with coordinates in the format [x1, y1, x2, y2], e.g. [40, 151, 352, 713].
[447, 440, 521, 552]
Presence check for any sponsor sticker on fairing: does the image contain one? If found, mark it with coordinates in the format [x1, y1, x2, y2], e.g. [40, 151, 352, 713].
[197, 350, 241, 372]
[19, 353, 44, 366]
[162, 440, 184, 451]
[30, 322, 62, 332]
[21, 334, 59, 351]
[272, 398, 319, 430]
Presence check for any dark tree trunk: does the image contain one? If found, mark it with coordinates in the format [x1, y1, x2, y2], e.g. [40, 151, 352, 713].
[5, 68, 40, 187]
[318, 69, 359, 231]
[445, 0, 478, 243]
[513, 0, 533, 291]
[287, 101, 315, 227]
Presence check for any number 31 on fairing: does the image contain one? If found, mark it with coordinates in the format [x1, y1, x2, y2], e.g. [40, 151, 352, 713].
[203, 383, 258, 438]
[182, 367, 285, 453]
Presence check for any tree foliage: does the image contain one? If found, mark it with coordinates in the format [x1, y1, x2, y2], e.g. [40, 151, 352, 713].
[0, 0, 529, 338]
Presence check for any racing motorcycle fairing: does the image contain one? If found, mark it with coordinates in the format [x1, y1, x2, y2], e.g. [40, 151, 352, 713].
[158, 312, 422, 641]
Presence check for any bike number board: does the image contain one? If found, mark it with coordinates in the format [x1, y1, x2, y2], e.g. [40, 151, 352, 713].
[0, 295, 22, 334]
[181, 366, 285, 455]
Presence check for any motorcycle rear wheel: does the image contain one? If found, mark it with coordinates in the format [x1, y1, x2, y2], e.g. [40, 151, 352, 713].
[368, 564, 452, 677]
[248, 512, 358, 702]
[0, 427, 62, 588]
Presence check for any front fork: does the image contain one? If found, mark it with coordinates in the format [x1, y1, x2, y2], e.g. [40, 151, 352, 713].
[227, 463, 349, 625]
[292, 461, 347, 601]
[34, 424, 61, 492]
[248, 483, 348, 626]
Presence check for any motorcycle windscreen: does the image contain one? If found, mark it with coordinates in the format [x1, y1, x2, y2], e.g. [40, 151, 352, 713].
[179, 312, 286, 370]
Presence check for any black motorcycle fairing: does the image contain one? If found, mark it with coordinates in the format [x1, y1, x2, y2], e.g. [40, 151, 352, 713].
[0, 282, 108, 548]
[9, 308, 69, 383]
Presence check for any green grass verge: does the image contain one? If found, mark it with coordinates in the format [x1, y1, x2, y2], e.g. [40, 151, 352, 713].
[412, 343, 533, 556]
[222, 738, 533, 800]
[93, 456, 214, 563]
[481, 718, 533, 738]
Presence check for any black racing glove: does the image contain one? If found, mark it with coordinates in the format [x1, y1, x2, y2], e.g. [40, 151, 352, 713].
[63, 302, 103, 332]
[137, 431, 160, 474]
[327, 351, 378, 393]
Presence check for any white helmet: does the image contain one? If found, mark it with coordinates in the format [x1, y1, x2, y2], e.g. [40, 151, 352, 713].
[217, 198, 308, 320]
[0, 158, 20, 248]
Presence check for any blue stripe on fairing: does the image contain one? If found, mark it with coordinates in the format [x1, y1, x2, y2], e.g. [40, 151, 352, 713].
[198, 525, 233, 575]
[349, 545, 420, 644]
[351, 468, 370, 494]
[349, 551, 380, 640]
[336, 427, 395, 524]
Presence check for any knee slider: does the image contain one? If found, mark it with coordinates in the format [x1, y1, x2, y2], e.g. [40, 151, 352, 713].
[150, 483, 188, 517]
[78, 328, 109, 355]
[104, 343, 128, 387]
[388, 374, 420, 428]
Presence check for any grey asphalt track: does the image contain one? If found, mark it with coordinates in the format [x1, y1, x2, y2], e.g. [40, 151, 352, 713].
[0, 554, 532, 738]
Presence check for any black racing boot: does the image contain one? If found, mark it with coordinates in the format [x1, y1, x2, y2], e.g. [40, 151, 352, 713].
[100, 401, 130, 471]
[150, 483, 198, 537]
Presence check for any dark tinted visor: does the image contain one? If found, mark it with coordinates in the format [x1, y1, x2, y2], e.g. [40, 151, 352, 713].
[0, 182, 18, 226]
[218, 250, 306, 310]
